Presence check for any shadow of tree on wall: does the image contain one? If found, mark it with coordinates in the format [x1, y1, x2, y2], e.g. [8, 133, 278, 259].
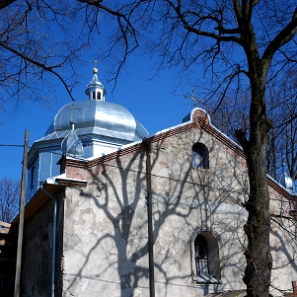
[64, 146, 152, 297]
[269, 201, 297, 295]
[60, 130, 297, 297]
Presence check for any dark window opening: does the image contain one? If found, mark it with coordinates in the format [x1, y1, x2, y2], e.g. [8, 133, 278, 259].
[192, 142, 209, 169]
[97, 92, 101, 100]
[30, 166, 35, 189]
[195, 235, 209, 276]
[194, 232, 221, 283]
[92, 92, 95, 100]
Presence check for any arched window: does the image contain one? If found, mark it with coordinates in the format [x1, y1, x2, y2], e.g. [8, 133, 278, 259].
[193, 231, 221, 283]
[192, 142, 209, 169]
[195, 235, 209, 276]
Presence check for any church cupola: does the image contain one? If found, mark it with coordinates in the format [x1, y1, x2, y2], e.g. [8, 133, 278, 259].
[85, 68, 106, 101]
[61, 121, 84, 158]
[279, 162, 296, 193]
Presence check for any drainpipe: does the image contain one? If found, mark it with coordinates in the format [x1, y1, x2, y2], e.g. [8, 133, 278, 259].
[41, 187, 57, 297]
[144, 139, 155, 297]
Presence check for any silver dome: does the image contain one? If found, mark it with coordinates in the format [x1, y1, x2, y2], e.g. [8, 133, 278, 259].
[42, 100, 149, 143]
[26, 69, 149, 202]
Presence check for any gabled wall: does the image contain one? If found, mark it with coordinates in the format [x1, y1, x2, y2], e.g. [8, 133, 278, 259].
[147, 113, 249, 296]
[60, 109, 297, 297]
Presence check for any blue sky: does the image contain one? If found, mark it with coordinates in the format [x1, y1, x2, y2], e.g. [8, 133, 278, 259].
[0, 56, 195, 180]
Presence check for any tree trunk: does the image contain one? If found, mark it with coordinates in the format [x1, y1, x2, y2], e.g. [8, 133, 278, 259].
[242, 71, 272, 297]
[243, 139, 272, 297]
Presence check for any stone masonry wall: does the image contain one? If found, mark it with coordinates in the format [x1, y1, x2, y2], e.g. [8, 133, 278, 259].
[61, 117, 297, 297]
[62, 152, 150, 297]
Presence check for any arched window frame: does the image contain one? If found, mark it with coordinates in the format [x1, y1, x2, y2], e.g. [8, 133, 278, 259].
[192, 142, 209, 169]
[191, 230, 221, 284]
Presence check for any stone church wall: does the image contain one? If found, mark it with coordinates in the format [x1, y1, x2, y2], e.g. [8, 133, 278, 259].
[149, 126, 248, 296]
[20, 112, 297, 297]
[61, 124, 251, 297]
[62, 152, 150, 297]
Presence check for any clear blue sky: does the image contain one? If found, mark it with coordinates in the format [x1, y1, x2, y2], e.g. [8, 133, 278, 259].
[0, 57, 195, 180]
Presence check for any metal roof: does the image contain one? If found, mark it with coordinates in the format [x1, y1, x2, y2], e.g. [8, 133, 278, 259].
[42, 100, 149, 143]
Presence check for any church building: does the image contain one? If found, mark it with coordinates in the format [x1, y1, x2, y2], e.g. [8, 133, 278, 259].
[14, 70, 297, 297]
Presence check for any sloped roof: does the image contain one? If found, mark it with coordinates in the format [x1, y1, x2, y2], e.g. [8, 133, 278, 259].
[42, 100, 149, 143]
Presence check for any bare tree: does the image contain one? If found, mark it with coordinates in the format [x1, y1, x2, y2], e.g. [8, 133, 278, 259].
[0, 178, 20, 223]
[0, 1, 81, 105]
[205, 79, 297, 183]
[271, 82, 297, 182]
[3, 0, 297, 296]
[76, 1, 297, 296]
[0, 0, 139, 116]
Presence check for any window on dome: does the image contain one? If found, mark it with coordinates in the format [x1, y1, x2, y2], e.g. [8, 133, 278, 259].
[30, 166, 35, 188]
[97, 92, 101, 100]
[92, 92, 95, 100]
[192, 142, 209, 169]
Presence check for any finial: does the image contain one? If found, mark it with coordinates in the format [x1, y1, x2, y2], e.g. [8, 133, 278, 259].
[85, 60, 106, 101]
[93, 59, 99, 75]
[282, 161, 286, 173]
[70, 120, 75, 131]
[61, 121, 84, 157]
[279, 161, 296, 193]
